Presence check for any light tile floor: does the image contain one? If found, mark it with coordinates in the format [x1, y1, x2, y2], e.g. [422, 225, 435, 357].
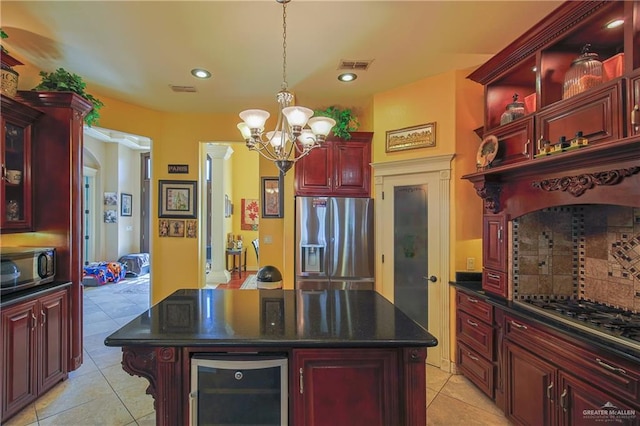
[6, 278, 512, 425]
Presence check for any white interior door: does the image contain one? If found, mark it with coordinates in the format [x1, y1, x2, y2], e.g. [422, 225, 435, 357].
[373, 156, 452, 370]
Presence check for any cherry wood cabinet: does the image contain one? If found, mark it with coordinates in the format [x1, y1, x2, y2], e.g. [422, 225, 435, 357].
[504, 341, 555, 425]
[1, 286, 69, 422]
[292, 348, 399, 426]
[17, 91, 92, 373]
[502, 311, 639, 426]
[294, 132, 372, 197]
[0, 95, 43, 232]
[455, 290, 496, 399]
[481, 214, 507, 297]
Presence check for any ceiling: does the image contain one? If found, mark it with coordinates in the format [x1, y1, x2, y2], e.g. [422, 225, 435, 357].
[2, 1, 562, 115]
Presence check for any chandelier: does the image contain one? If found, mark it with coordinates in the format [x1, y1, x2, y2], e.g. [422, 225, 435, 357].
[237, 0, 336, 175]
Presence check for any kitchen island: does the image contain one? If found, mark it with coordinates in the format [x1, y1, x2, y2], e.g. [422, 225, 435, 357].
[105, 289, 437, 426]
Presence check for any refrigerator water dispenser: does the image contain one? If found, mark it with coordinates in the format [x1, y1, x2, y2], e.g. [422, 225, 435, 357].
[301, 245, 324, 273]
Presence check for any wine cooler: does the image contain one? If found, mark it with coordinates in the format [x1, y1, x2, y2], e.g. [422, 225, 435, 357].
[190, 354, 288, 425]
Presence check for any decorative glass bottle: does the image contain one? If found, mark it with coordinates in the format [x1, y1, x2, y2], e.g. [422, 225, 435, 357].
[562, 44, 603, 99]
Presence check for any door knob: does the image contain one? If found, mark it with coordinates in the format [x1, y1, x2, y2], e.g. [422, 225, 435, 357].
[423, 275, 437, 282]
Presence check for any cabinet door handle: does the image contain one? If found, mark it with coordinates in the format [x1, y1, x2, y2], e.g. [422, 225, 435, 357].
[595, 358, 626, 375]
[522, 139, 530, 156]
[487, 272, 501, 280]
[510, 320, 528, 330]
[547, 381, 554, 402]
[560, 389, 568, 412]
[466, 319, 479, 327]
[466, 297, 479, 304]
[467, 352, 479, 361]
[31, 313, 37, 331]
[497, 228, 503, 242]
[631, 105, 639, 132]
[299, 368, 304, 394]
[41, 310, 46, 326]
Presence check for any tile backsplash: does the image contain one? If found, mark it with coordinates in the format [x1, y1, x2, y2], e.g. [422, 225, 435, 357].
[512, 205, 640, 313]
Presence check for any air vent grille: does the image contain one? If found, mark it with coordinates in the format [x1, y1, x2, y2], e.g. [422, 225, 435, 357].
[338, 59, 373, 71]
[170, 85, 197, 93]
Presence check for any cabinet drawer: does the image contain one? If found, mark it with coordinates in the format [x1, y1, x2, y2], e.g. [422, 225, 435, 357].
[457, 341, 494, 398]
[488, 117, 534, 167]
[536, 80, 623, 147]
[457, 311, 494, 359]
[556, 343, 640, 408]
[456, 290, 493, 323]
[482, 269, 507, 298]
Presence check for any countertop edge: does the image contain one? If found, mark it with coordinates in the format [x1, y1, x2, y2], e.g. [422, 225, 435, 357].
[450, 281, 640, 364]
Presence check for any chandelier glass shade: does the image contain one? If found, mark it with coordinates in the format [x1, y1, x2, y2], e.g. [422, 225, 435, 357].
[237, 0, 336, 175]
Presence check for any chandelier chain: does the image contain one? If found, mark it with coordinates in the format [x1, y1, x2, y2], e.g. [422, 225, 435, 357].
[281, 1, 288, 91]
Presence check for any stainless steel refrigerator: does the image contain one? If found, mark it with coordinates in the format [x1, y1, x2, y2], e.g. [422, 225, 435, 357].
[295, 196, 374, 290]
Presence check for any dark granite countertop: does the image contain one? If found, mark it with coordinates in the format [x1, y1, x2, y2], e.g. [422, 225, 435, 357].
[104, 289, 438, 349]
[450, 281, 640, 364]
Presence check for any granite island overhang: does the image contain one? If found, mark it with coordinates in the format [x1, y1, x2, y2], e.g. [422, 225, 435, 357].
[105, 289, 438, 425]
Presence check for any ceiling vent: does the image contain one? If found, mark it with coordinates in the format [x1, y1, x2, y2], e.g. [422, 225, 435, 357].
[338, 59, 373, 71]
[170, 85, 197, 93]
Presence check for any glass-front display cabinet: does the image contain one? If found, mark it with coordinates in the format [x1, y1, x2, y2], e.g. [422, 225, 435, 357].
[1, 94, 42, 232]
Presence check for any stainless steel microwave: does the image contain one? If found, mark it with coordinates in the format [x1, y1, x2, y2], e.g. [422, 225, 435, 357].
[0, 247, 56, 295]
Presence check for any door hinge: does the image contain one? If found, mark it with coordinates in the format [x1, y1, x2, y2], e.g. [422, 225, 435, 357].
[382, 191, 384, 200]
[382, 254, 384, 263]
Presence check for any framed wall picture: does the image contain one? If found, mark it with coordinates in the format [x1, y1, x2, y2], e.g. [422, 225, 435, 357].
[158, 180, 197, 219]
[385, 122, 436, 152]
[261, 176, 283, 218]
[121, 193, 132, 216]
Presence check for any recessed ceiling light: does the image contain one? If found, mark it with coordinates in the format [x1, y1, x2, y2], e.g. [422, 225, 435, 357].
[338, 73, 357, 82]
[606, 19, 624, 29]
[191, 68, 211, 79]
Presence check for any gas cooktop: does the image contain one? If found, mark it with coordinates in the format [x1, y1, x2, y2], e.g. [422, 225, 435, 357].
[521, 299, 640, 353]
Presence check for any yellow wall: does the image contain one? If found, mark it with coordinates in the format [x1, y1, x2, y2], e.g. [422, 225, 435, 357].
[372, 70, 484, 278]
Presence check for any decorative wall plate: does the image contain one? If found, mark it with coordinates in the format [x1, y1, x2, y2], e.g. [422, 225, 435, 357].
[477, 135, 499, 168]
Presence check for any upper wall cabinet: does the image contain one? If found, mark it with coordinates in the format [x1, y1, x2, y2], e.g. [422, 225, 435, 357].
[294, 132, 373, 198]
[468, 1, 639, 165]
[0, 95, 43, 233]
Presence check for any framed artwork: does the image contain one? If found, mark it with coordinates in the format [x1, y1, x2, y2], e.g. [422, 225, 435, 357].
[159, 219, 170, 237]
[186, 219, 197, 238]
[261, 176, 283, 218]
[386, 122, 436, 152]
[241, 198, 259, 230]
[121, 193, 132, 216]
[104, 192, 117, 206]
[104, 209, 117, 223]
[224, 194, 232, 218]
[168, 219, 185, 237]
[158, 180, 197, 219]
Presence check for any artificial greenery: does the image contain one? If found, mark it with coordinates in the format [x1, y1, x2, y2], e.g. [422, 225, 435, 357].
[32, 68, 104, 126]
[1, 29, 9, 54]
[313, 106, 359, 140]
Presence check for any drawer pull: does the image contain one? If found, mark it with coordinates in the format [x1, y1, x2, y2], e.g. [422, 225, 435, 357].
[522, 139, 530, 156]
[466, 297, 479, 304]
[467, 352, 479, 361]
[510, 320, 528, 330]
[466, 319, 479, 327]
[487, 273, 500, 280]
[560, 389, 568, 412]
[547, 382, 554, 402]
[595, 358, 626, 375]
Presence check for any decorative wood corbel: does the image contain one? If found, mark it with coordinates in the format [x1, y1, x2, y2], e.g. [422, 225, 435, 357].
[122, 346, 158, 404]
[532, 167, 640, 197]
[474, 181, 502, 213]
